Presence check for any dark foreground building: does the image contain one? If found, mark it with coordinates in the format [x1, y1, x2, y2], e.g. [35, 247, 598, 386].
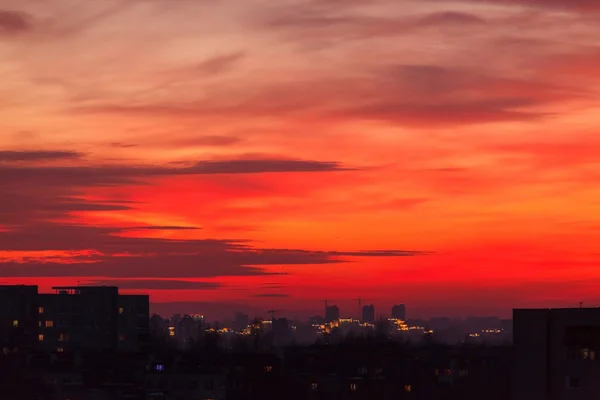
[0, 285, 149, 354]
[513, 307, 600, 400]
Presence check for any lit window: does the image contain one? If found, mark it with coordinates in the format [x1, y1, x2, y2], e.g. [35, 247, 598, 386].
[155, 364, 164, 372]
[59, 333, 69, 342]
[12, 320, 18, 327]
[45, 321, 54, 328]
[38, 334, 44, 341]
[264, 366, 272, 372]
[38, 306, 44, 314]
[119, 307, 124, 314]
[119, 334, 125, 341]
[168, 326, 175, 336]
[350, 383, 357, 392]
[311, 383, 318, 391]
[38, 321, 42, 327]
[405, 385, 412, 393]
[57, 347, 64, 353]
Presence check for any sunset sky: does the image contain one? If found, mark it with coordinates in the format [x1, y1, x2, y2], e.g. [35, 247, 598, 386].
[1, 0, 600, 320]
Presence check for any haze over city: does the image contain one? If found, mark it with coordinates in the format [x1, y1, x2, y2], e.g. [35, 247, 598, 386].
[2, 0, 600, 320]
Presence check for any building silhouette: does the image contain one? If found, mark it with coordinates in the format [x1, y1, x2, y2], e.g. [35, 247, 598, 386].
[392, 304, 406, 320]
[0, 285, 39, 351]
[361, 305, 375, 324]
[513, 307, 600, 400]
[0, 285, 149, 353]
[325, 305, 340, 323]
[233, 312, 249, 332]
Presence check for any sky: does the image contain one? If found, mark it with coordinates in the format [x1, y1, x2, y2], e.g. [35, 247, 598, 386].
[1, 0, 600, 320]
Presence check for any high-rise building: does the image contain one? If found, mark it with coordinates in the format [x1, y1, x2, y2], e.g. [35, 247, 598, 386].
[0, 285, 149, 353]
[325, 305, 340, 323]
[38, 286, 120, 352]
[272, 317, 291, 345]
[392, 304, 406, 320]
[362, 305, 375, 324]
[118, 294, 150, 352]
[233, 312, 249, 332]
[513, 308, 600, 400]
[0, 285, 39, 351]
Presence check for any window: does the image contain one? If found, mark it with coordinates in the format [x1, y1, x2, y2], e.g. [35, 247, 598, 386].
[38, 334, 44, 341]
[38, 306, 44, 314]
[57, 347, 64, 353]
[12, 320, 18, 327]
[59, 333, 69, 342]
[119, 307, 124, 314]
[155, 364, 164, 372]
[264, 366, 273, 372]
[45, 321, 54, 328]
[404, 385, 412, 393]
[311, 383, 318, 391]
[568, 376, 581, 388]
[119, 334, 125, 341]
[350, 383, 357, 392]
[38, 321, 42, 327]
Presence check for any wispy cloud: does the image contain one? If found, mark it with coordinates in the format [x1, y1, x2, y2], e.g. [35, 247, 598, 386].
[0, 10, 32, 35]
[87, 279, 221, 290]
[0, 150, 83, 162]
[252, 293, 289, 298]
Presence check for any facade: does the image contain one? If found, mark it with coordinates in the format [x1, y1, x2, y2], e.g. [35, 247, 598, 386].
[0, 285, 149, 353]
[0, 285, 39, 350]
[513, 308, 600, 400]
[118, 294, 150, 353]
[362, 305, 375, 324]
[38, 286, 120, 352]
[392, 304, 407, 321]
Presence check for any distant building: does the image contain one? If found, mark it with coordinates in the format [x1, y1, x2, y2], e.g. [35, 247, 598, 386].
[177, 314, 203, 348]
[0, 285, 149, 353]
[513, 308, 600, 400]
[392, 304, 406, 321]
[325, 305, 340, 323]
[149, 314, 169, 338]
[361, 305, 375, 324]
[272, 317, 291, 345]
[233, 312, 249, 332]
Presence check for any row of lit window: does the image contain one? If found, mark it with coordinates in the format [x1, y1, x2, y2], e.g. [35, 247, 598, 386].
[37, 333, 125, 342]
[13, 320, 57, 328]
[309, 383, 411, 393]
[38, 333, 69, 341]
[12, 320, 49, 328]
[40, 306, 128, 314]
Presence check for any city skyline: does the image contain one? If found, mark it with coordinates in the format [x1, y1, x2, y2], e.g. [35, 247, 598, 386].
[2, 0, 600, 318]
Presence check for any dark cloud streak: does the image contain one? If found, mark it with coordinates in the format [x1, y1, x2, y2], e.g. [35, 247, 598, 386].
[86, 279, 222, 290]
[0, 150, 83, 162]
[0, 10, 32, 35]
